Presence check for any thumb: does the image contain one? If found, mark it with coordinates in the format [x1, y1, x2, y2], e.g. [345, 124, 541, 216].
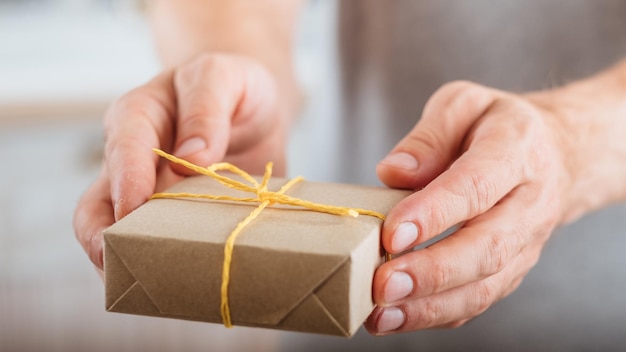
[377, 81, 496, 189]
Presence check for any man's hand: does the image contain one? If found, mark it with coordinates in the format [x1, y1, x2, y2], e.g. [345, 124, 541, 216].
[366, 65, 626, 334]
[73, 0, 301, 273]
[73, 54, 288, 271]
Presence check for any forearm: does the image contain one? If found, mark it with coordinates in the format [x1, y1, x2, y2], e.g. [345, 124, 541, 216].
[531, 59, 626, 224]
[147, 0, 302, 116]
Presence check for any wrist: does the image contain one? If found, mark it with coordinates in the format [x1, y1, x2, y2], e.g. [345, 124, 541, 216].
[527, 61, 626, 224]
[148, 0, 302, 124]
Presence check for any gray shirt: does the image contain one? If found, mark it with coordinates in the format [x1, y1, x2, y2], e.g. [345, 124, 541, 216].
[286, 1, 626, 350]
[336, 0, 626, 185]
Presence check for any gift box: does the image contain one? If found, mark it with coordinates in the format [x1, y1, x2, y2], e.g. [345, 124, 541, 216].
[104, 156, 410, 337]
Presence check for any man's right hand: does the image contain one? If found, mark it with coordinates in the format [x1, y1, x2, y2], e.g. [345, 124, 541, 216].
[73, 53, 289, 271]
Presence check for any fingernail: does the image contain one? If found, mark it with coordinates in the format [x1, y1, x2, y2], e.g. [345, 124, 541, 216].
[391, 222, 418, 252]
[384, 271, 414, 304]
[380, 152, 418, 170]
[114, 201, 120, 221]
[175, 137, 207, 157]
[113, 198, 124, 221]
[377, 307, 405, 333]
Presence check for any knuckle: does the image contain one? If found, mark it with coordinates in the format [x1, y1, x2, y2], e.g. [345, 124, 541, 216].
[108, 87, 154, 116]
[415, 300, 443, 328]
[429, 256, 453, 293]
[443, 161, 499, 217]
[404, 126, 448, 160]
[474, 280, 498, 314]
[104, 93, 135, 135]
[442, 81, 489, 116]
[426, 200, 453, 238]
[104, 90, 167, 139]
[104, 135, 139, 163]
[466, 169, 498, 214]
[424, 80, 485, 119]
[482, 233, 511, 275]
[103, 92, 169, 159]
[491, 98, 552, 180]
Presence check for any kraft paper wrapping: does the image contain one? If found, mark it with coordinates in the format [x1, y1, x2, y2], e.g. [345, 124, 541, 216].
[104, 175, 409, 336]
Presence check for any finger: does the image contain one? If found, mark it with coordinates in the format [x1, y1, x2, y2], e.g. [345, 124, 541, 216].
[374, 184, 549, 307]
[172, 54, 277, 173]
[73, 170, 115, 270]
[399, 256, 533, 332]
[377, 81, 497, 190]
[433, 276, 524, 330]
[222, 132, 287, 176]
[104, 72, 176, 220]
[381, 100, 542, 253]
[366, 246, 537, 335]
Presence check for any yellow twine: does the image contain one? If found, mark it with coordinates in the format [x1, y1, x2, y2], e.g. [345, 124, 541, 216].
[151, 148, 388, 328]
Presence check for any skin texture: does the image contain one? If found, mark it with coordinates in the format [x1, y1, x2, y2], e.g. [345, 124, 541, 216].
[366, 68, 626, 334]
[73, 0, 302, 271]
[73, 0, 626, 335]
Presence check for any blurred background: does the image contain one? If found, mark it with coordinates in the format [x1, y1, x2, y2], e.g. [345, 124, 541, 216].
[2, 1, 626, 352]
[0, 1, 347, 351]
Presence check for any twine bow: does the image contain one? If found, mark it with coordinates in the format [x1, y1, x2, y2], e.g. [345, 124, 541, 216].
[151, 148, 387, 327]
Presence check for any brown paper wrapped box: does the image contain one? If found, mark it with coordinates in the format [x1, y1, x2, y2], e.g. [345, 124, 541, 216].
[104, 174, 409, 337]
